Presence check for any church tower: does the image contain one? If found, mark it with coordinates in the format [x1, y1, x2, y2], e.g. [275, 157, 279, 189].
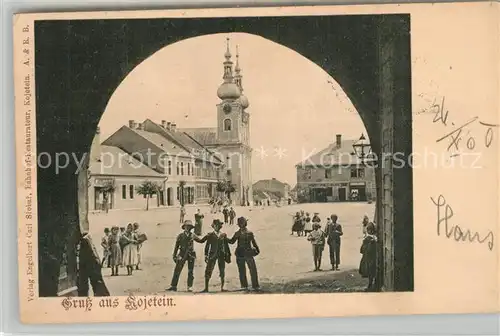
[215, 38, 253, 205]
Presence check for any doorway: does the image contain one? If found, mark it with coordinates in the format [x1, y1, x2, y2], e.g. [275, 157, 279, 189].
[159, 190, 165, 206]
[312, 188, 328, 203]
[338, 187, 347, 202]
[167, 187, 173, 206]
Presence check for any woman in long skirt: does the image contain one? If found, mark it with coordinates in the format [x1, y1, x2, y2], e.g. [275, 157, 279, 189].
[121, 223, 139, 275]
[107, 226, 122, 276]
[359, 222, 377, 291]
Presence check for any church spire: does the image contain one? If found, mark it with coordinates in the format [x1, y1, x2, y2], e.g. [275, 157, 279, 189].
[222, 37, 234, 83]
[233, 44, 249, 109]
[217, 37, 241, 101]
[234, 45, 243, 90]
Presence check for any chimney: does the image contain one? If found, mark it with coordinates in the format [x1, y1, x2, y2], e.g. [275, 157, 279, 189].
[166, 122, 171, 130]
[336, 134, 342, 148]
[171, 122, 177, 132]
[128, 120, 136, 129]
[161, 120, 167, 128]
[137, 123, 143, 130]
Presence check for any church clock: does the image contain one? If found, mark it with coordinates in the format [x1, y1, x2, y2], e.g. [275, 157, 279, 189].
[223, 103, 232, 114]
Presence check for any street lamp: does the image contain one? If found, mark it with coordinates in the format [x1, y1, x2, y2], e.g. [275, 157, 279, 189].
[352, 133, 375, 164]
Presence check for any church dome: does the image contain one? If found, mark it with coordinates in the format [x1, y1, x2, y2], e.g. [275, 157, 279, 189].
[238, 94, 249, 109]
[217, 82, 241, 100]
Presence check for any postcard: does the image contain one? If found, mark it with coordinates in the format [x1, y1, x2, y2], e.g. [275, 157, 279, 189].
[13, 2, 499, 323]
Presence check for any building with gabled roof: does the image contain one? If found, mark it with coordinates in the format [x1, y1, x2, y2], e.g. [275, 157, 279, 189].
[295, 134, 376, 203]
[90, 38, 254, 209]
[253, 178, 290, 201]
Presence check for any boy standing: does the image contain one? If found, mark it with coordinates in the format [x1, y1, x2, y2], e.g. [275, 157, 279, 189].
[307, 223, 326, 271]
[325, 214, 343, 270]
[167, 220, 201, 292]
[199, 219, 231, 292]
[228, 217, 260, 291]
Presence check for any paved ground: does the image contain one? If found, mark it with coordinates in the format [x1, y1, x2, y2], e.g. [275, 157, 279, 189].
[89, 202, 375, 295]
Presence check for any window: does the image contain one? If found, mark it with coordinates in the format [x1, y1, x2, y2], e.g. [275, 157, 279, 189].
[122, 185, 126, 199]
[129, 185, 134, 199]
[191, 163, 194, 176]
[325, 169, 332, 179]
[176, 162, 179, 175]
[168, 161, 172, 175]
[350, 167, 365, 178]
[187, 163, 190, 176]
[181, 162, 184, 175]
[305, 168, 312, 179]
[223, 118, 232, 131]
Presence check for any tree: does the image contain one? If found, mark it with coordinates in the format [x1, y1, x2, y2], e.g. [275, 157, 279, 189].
[136, 180, 161, 211]
[178, 180, 186, 206]
[101, 181, 116, 213]
[216, 180, 236, 201]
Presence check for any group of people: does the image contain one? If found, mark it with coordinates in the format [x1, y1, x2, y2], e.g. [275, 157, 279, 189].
[101, 222, 147, 276]
[294, 211, 378, 291]
[297, 213, 343, 272]
[208, 196, 232, 213]
[166, 216, 260, 293]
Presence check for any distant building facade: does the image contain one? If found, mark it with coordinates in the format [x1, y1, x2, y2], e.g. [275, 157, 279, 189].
[253, 178, 290, 200]
[295, 134, 376, 203]
[88, 38, 253, 210]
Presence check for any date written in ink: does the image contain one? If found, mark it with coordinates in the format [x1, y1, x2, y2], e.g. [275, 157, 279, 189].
[426, 97, 499, 156]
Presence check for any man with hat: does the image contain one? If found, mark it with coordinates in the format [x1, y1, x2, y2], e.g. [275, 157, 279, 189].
[198, 219, 231, 292]
[167, 220, 201, 292]
[325, 214, 343, 270]
[228, 217, 260, 291]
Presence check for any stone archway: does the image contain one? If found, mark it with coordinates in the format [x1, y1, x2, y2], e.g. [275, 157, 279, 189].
[35, 14, 412, 296]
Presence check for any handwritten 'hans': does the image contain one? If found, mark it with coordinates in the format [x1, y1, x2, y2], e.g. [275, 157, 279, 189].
[431, 195, 494, 251]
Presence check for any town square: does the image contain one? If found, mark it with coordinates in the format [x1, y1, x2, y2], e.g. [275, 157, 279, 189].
[89, 202, 375, 295]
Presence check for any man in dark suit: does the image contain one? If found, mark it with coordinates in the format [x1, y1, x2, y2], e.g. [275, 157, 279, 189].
[228, 217, 260, 291]
[325, 214, 343, 270]
[198, 219, 231, 292]
[77, 232, 110, 297]
[167, 220, 201, 292]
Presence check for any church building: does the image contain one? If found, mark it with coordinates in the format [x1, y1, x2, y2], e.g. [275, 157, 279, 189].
[89, 38, 253, 209]
[181, 39, 253, 206]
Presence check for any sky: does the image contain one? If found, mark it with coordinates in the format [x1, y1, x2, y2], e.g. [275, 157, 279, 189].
[98, 33, 367, 186]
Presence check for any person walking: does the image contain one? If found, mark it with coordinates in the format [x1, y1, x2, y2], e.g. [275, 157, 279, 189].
[325, 214, 343, 270]
[359, 222, 377, 291]
[121, 223, 139, 276]
[179, 205, 186, 224]
[291, 212, 302, 236]
[194, 209, 204, 236]
[228, 217, 260, 291]
[107, 226, 122, 276]
[222, 206, 229, 225]
[198, 219, 231, 292]
[362, 215, 369, 238]
[77, 231, 110, 296]
[133, 222, 147, 270]
[303, 212, 313, 237]
[100, 227, 110, 267]
[167, 220, 201, 292]
[229, 207, 236, 225]
[307, 222, 326, 271]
